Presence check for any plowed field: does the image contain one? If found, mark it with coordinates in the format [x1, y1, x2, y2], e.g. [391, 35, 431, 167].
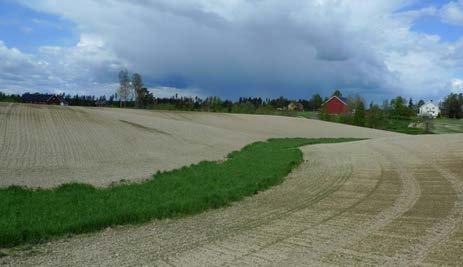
[2, 103, 462, 266]
[0, 103, 397, 187]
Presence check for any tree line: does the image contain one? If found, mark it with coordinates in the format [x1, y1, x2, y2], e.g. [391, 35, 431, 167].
[0, 88, 322, 113]
[0, 92, 21, 102]
[113, 70, 325, 113]
[317, 90, 445, 134]
[116, 70, 154, 108]
[441, 93, 463, 118]
[1, 70, 461, 121]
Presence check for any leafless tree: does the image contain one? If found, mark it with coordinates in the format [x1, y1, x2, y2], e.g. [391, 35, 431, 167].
[132, 73, 144, 108]
[117, 70, 132, 107]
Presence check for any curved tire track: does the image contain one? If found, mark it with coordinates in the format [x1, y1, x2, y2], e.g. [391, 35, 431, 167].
[384, 137, 463, 265]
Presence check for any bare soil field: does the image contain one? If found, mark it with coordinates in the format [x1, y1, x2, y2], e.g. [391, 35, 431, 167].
[2, 134, 462, 266]
[0, 103, 398, 188]
[2, 102, 462, 265]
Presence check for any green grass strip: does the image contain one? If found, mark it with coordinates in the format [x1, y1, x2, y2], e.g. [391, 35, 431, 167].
[0, 138, 361, 247]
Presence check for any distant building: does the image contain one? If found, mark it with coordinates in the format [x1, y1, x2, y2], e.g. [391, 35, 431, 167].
[288, 102, 304, 111]
[418, 101, 440, 118]
[95, 100, 107, 107]
[21, 93, 68, 106]
[322, 96, 348, 115]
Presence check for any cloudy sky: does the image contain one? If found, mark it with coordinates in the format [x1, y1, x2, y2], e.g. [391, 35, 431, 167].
[1, 0, 463, 101]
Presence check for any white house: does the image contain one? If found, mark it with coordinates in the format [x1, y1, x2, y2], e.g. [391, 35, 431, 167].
[418, 102, 440, 118]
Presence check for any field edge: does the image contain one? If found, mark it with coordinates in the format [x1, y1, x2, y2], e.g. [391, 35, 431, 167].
[0, 138, 362, 248]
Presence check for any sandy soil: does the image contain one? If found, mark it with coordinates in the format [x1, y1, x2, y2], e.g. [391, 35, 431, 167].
[2, 134, 462, 266]
[0, 103, 399, 187]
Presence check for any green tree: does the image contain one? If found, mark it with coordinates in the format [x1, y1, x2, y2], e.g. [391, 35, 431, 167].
[318, 105, 331, 121]
[408, 98, 415, 110]
[417, 99, 425, 108]
[309, 94, 323, 111]
[366, 104, 385, 128]
[332, 90, 342, 98]
[139, 87, 154, 108]
[339, 113, 352, 124]
[0, 92, 21, 103]
[390, 96, 414, 119]
[353, 101, 366, 126]
[442, 93, 463, 118]
[239, 101, 256, 114]
[203, 97, 223, 112]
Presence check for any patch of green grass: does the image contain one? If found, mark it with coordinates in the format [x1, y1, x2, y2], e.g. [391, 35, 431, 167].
[317, 115, 427, 135]
[383, 118, 427, 135]
[263, 110, 318, 119]
[432, 118, 463, 134]
[296, 111, 319, 119]
[0, 138, 361, 247]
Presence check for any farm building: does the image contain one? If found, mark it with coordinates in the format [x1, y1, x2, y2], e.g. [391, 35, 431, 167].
[95, 100, 107, 107]
[418, 101, 440, 118]
[22, 93, 68, 106]
[322, 95, 348, 115]
[288, 102, 304, 111]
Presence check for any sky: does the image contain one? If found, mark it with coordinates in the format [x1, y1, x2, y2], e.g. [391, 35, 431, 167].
[1, 0, 463, 102]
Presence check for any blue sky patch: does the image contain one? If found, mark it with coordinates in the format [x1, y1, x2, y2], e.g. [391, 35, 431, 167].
[0, 0, 78, 52]
[412, 14, 463, 42]
[397, 0, 452, 12]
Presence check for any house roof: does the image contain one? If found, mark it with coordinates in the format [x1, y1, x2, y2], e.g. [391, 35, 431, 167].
[22, 93, 66, 103]
[322, 95, 348, 106]
[420, 102, 440, 110]
[22, 93, 54, 102]
[422, 101, 438, 106]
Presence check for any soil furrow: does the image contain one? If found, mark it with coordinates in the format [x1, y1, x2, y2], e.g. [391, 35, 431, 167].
[1, 104, 462, 266]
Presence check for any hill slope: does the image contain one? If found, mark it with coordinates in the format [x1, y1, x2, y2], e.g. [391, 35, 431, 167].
[3, 134, 462, 265]
[0, 103, 399, 187]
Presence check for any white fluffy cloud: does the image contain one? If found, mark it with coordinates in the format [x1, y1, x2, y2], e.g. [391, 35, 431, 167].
[440, 0, 463, 26]
[150, 87, 203, 98]
[3, 0, 463, 100]
[0, 40, 50, 90]
[0, 35, 126, 94]
[451, 78, 463, 91]
[37, 34, 126, 88]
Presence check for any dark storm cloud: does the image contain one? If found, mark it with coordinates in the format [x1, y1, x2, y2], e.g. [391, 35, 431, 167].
[2, 0, 463, 100]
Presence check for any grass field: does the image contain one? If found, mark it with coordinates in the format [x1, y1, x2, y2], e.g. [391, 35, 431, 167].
[432, 118, 463, 134]
[383, 118, 427, 135]
[296, 111, 319, 119]
[0, 138, 359, 247]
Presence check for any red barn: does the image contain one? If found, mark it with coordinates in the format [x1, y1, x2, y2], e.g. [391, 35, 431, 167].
[21, 93, 68, 105]
[322, 96, 348, 115]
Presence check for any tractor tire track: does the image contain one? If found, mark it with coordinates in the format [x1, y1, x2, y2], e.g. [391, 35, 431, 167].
[383, 137, 463, 265]
[1, 109, 461, 266]
[228, 141, 421, 266]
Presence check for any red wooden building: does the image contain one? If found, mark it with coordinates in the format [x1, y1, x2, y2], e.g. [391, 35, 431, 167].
[21, 93, 68, 105]
[322, 96, 348, 115]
